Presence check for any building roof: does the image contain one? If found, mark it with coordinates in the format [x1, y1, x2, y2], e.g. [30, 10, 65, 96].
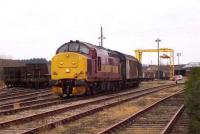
[183, 62, 200, 68]
[142, 64, 187, 72]
[174, 64, 186, 70]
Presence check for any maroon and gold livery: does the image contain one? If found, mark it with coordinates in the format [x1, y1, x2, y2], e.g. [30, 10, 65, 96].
[51, 40, 142, 97]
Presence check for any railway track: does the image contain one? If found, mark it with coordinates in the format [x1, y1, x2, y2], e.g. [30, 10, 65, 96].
[169, 110, 189, 134]
[0, 92, 55, 107]
[0, 84, 181, 134]
[0, 87, 8, 92]
[0, 82, 175, 114]
[0, 88, 50, 100]
[160, 105, 185, 134]
[0, 84, 176, 115]
[0, 89, 50, 101]
[0, 87, 26, 96]
[98, 91, 184, 134]
[0, 87, 39, 94]
[0, 87, 59, 114]
[0, 96, 60, 114]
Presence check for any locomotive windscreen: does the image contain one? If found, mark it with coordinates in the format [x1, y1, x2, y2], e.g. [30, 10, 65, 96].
[57, 42, 89, 54]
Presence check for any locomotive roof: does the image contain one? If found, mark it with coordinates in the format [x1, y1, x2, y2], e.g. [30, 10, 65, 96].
[80, 41, 139, 62]
[60, 40, 139, 62]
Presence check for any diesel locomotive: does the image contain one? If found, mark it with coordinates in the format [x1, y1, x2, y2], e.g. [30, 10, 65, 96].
[51, 40, 142, 97]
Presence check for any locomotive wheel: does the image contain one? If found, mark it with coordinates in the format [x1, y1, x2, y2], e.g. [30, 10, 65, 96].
[85, 87, 92, 96]
[59, 94, 68, 98]
[111, 83, 116, 92]
[90, 86, 97, 95]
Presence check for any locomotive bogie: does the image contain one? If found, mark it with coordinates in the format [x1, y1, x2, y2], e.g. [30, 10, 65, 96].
[72, 86, 87, 96]
[52, 86, 64, 96]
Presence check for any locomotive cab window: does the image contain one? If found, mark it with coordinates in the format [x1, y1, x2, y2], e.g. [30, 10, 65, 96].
[69, 43, 79, 52]
[58, 44, 69, 53]
[97, 57, 101, 71]
[80, 45, 89, 54]
[57, 43, 90, 55]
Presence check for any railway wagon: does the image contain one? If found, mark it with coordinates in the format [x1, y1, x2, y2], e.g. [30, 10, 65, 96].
[142, 71, 155, 81]
[24, 59, 50, 88]
[3, 58, 51, 88]
[51, 40, 142, 97]
[3, 66, 25, 87]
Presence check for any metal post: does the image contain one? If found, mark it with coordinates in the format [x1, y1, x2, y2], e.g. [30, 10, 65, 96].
[155, 38, 161, 80]
[177, 53, 181, 74]
[101, 26, 103, 47]
[177, 53, 181, 65]
[98, 26, 106, 47]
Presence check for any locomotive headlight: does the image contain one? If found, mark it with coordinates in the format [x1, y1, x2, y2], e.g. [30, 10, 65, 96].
[79, 71, 83, 74]
[66, 68, 70, 73]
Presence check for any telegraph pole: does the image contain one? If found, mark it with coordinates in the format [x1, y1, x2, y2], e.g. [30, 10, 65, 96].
[155, 38, 161, 80]
[98, 26, 106, 47]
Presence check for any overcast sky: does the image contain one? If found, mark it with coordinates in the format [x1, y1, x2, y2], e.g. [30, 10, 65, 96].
[0, 0, 199, 64]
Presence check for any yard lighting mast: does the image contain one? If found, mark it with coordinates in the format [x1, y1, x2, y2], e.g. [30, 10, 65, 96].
[177, 52, 181, 65]
[155, 38, 161, 80]
[177, 52, 181, 75]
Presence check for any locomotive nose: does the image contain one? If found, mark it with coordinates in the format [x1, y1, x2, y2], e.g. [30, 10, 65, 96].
[51, 52, 87, 80]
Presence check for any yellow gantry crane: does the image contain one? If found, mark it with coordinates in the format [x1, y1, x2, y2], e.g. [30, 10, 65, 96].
[134, 48, 174, 80]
